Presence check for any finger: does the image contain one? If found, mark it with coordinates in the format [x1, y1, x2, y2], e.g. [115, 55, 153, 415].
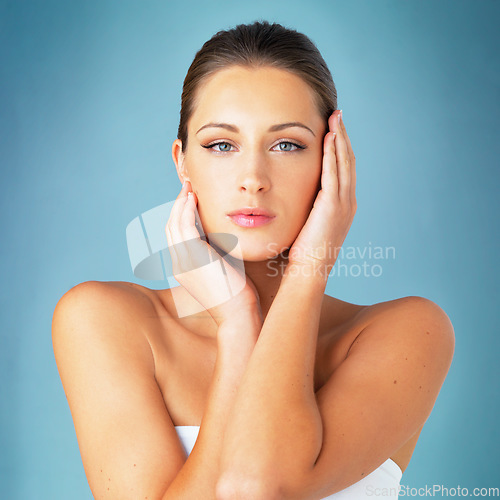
[332, 111, 351, 202]
[319, 130, 338, 197]
[178, 186, 206, 241]
[170, 184, 200, 247]
[167, 181, 190, 235]
[168, 188, 213, 274]
[338, 112, 354, 165]
[180, 192, 202, 241]
[179, 190, 221, 265]
[339, 112, 357, 205]
[168, 180, 198, 247]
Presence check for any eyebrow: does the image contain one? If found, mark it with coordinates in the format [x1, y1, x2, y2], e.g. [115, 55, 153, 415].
[196, 122, 316, 137]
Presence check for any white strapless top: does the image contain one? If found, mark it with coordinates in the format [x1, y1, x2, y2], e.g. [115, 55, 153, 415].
[175, 426, 402, 499]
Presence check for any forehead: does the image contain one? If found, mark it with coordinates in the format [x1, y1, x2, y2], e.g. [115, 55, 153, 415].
[190, 66, 323, 131]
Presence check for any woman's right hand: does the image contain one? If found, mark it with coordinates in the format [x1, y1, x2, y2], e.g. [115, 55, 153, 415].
[166, 180, 263, 329]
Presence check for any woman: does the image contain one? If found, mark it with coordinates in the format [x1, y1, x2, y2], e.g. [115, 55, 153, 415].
[52, 21, 455, 499]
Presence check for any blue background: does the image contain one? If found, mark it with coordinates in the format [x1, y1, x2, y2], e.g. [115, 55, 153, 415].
[1, 0, 499, 498]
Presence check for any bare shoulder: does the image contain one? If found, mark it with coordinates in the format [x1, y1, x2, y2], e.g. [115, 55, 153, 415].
[323, 294, 455, 350]
[52, 281, 185, 498]
[51, 280, 161, 413]
[360, 294, 453, 320]
[315, 295, 455, 475]
[354, 295, 455, 349]
[317, 294, 455, 405]
[338, 295, 456, 427]
[51, 280, 175, 381]
[52, 280, 166, 342]
[350, 295, 456, 386]
[53, 280, 158, 320]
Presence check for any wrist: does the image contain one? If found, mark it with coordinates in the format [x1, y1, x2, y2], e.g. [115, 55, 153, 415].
[217, 310, 262, 337]
[210, 296, 262, 328]
[216, 308, 262, 342]
[205, 276, 261, 324]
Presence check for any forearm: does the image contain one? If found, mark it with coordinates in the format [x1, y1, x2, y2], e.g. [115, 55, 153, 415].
[219, 266, 327, 490]
[162, 314, 261, 499]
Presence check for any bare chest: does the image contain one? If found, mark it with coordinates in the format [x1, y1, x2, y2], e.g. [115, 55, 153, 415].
[145, 293, 419, 473]
[150, 311, 362, 427]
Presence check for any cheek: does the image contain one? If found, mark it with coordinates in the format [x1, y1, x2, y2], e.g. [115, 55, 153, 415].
[284, 159, 322, 232]
[189, 173, 228, 229]
[185, 160, 219, 201]
[289, 153, 322, 203]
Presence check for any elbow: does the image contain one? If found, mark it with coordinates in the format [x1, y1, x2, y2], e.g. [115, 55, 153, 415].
[215, 472, 282, 500]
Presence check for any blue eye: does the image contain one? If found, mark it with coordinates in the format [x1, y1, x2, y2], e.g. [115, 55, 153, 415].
[202, 141, 234, 153]
[274, 141, 304, 152]
[215, 142, 233, 152]
[201, 140, 306, 153]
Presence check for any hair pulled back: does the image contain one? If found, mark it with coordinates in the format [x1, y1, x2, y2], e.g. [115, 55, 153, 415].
[177, 20, 337, 152]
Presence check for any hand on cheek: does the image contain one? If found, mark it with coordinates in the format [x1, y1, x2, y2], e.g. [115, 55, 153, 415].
[287, 110, 357, 280]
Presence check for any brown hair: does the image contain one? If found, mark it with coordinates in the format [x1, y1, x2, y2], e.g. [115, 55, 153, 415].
[177, 20, 337, 152]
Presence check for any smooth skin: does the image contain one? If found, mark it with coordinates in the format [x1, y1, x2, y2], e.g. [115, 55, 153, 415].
[52, 66, 455, 499]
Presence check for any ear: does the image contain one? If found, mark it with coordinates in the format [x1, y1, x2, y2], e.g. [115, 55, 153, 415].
[172, 139, 190, 184]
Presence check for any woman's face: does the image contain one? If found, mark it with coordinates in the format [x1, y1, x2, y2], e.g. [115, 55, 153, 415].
[172, 65, 327, 261]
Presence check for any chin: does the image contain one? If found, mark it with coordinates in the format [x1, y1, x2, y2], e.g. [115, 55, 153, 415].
[227, 237, 291, 263]
[203, 221, 296, 263]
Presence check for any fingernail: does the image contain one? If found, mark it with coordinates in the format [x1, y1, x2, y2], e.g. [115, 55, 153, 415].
[340, 110, 343, 121]
[337, 112, 341, 125]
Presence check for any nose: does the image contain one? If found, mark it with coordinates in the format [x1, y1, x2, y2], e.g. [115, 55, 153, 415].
[237, 153, 271, 194]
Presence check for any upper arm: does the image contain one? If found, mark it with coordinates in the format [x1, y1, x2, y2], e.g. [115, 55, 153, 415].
[297, 296, 455, 499]
[52, 281, 186, 500]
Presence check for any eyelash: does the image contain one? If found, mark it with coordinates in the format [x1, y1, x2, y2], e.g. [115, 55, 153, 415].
[201, 140, 307, 154]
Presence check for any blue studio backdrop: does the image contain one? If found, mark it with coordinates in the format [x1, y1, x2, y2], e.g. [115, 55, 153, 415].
[1, 1, 499, 498]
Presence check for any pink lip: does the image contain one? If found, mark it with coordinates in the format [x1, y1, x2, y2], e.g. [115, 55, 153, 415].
[227, 207, 276, 228]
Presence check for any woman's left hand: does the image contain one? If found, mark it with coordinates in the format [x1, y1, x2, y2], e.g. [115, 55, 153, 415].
[287, 110, 356, 280]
